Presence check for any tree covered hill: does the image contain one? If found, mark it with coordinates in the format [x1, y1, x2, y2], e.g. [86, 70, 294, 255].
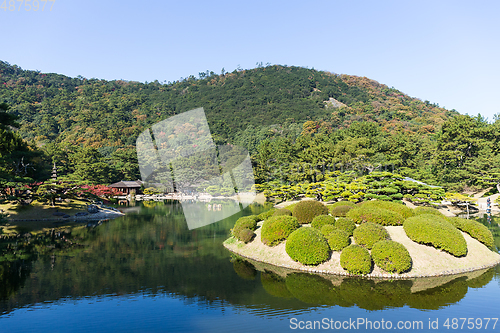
[0, 61, 456, 150]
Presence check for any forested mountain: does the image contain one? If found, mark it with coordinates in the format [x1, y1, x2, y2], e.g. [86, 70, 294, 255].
[1, 60, 499, 191]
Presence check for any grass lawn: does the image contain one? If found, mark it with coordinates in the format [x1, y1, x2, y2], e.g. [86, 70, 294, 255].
[1, 199, 90, 234]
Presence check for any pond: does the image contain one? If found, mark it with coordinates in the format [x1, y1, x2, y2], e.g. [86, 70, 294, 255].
[0, 201, 499, 333]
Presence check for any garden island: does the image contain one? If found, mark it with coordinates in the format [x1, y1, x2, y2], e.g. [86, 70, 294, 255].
[224, 198, 500, 278]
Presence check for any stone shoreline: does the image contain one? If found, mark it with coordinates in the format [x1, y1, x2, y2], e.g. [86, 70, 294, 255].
[223, 223, 500, 279]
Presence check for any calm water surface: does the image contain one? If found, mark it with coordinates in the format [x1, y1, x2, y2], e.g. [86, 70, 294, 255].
[0, 201, 499, 333]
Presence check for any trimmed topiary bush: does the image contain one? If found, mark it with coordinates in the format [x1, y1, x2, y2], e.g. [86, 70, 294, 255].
[361, 200, 414, 219]
[261, 215, 300, 246]
[232, 215, 258, 241]
[329, 205, 353, 217]
[320, 224, 336, 236]
[258, 209, 276, 221]
[340, 245, 372, 275]
[273, 208, 293, 217]
[311, 215, 336, 230]
[238, 228, 255, 243]
[292, 200, 329, 224]
[327, 229, 351, 251]
[447, 217, 494, 248]
[286, 227, 330, 265]
[413, 206, 443, 216]
[371, 240, 412, 273]
[347, 207, 404, 226]
[404, 214, 467, 257]
[353, 222, 390, 249]
[335, 217, 357, 236]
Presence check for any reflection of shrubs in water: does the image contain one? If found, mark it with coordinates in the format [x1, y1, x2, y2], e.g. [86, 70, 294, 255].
[232, 258, 257, 280]
[259, 269, 482, 310]
[260, 271, 293, 298]
[466, 268, 494, 289]
[285, 273, 348, 306]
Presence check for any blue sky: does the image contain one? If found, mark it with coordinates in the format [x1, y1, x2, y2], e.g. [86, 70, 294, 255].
[1, 0, 499, 120]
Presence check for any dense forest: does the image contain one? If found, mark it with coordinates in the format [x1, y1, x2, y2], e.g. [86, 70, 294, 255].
[1, 60, 499, 192]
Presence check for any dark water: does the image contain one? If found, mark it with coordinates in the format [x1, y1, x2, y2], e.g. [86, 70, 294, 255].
[0, 201, 499, 333]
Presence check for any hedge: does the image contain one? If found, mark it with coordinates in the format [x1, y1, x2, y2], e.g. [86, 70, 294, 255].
[286, 227, 330, 265]
[327, 229, 351, 251]
[261, 215, 300, 246]
[329, 205, 353, 217]
[311, 215, 336, 230]
[232, 215, 258, 241]
[292, 200, 329, 224]
[403, 214, 467, 257]
[238, 228, 255, 243]
[273, 208, 293, 217]
[340, 245, 372, 275]
[447, 217, 494, 248]
[346, 207, 404, 226]
[334, 217, 357, 236]
[371, 240, 412, 273]
[258, 209, 276, 221]
[361, 200, 414, 219]
[413, 206, 443, 216]
[353, 222, 390, 249]
[320, 224, 336, 236]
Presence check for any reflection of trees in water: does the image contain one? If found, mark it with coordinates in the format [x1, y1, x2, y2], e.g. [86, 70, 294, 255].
[253, 267, 496, 311]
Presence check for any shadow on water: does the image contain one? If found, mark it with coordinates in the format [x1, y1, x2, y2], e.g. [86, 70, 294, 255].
[0, 201, 499, 317]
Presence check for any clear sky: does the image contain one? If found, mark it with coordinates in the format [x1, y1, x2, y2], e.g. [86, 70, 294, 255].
[1, 0, 499, 120]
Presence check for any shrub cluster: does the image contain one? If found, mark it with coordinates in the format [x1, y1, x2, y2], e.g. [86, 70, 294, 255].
[447, 217, 494, 248]
[320, 224, 336, 236]
[273, 208, 293, 217]
[371, 240, 412, 273]
[361, 200, 414, 219]
[334, 217, 357, 236]
[403, 214, 467, 257]
[340, 245, 372, 275]
[261, 215, 300, 246]
[232, 215, 259, 242]
[413, 206, 443, 216]
[286, 227, 330, 265]
[329, 205, 353, 217]
[353, 222, 390, 249]
[346, 207, 404, 226]
[327, 229, 351, 251]
[328, 201, 357, 209]
[311, 215, 336, 230]
[258, 209, 276, 221]
[292, 200, 329, 224]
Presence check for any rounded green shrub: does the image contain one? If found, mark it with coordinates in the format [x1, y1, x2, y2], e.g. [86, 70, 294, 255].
[335, 217, 357, 236]
[232, 215, 258, 241]
[311, 215, 336, 230]
[261, 215, 300, 246]
[340, 245, 372, 275]
[286, 227, 330, 265]
[346, 207, 404, 226]
[404, 214, 467, 257]
[320, 224, 336, 236]
[447, 217, 494, 248]
[371, 240, 412, 273]
[413, 206, 443, 216]
[353, 222, 390, 249]
[361, 200, 414, 219]
[238, 228, 255, 243]
[292, 200, 329, 224]
[273, 208, 292, 217]
[329, 205, 353, 217]
[327, 229, 351, 251]
[258, 208, 276, 221]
